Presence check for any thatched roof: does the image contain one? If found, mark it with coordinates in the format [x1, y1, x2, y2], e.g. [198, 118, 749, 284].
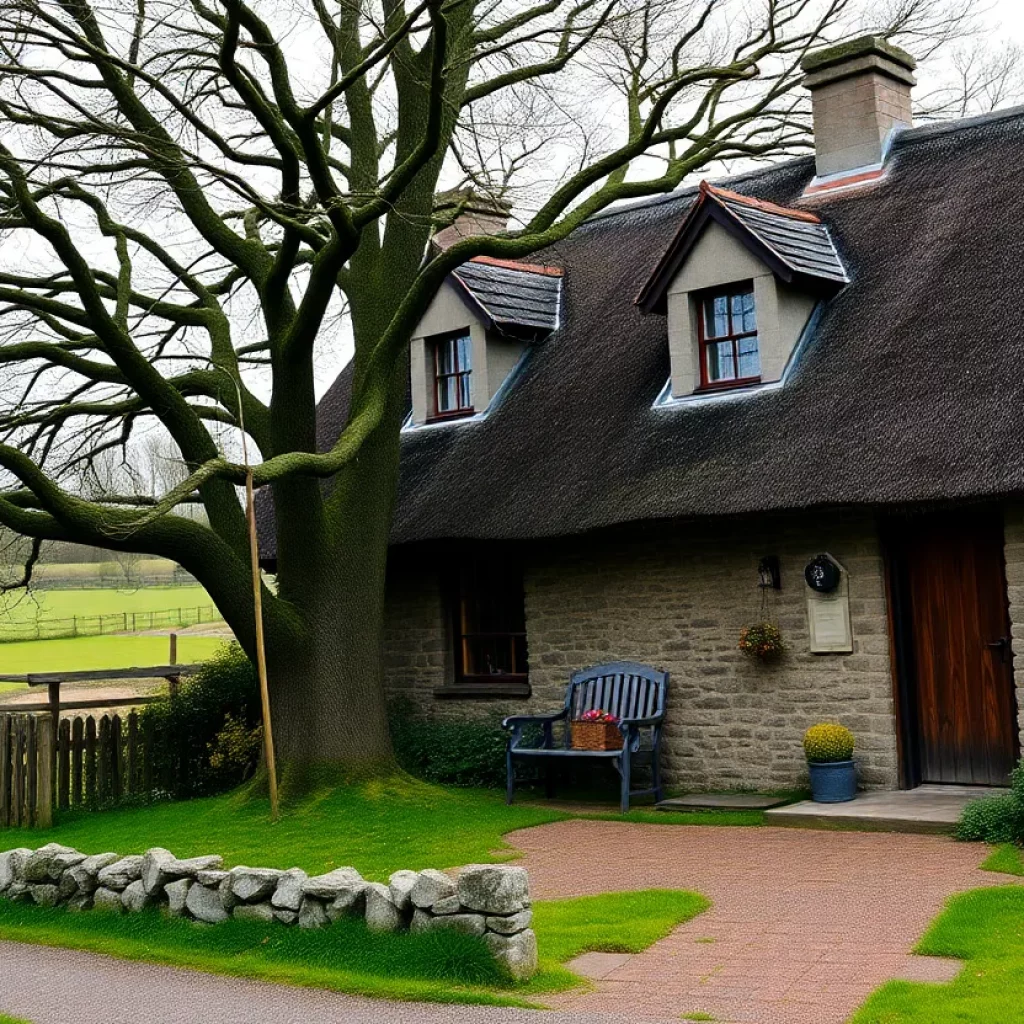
[259, 106, 1024, 556]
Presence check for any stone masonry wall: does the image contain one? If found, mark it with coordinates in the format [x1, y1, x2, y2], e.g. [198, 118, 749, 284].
[1002, 503, 1024, 752]
[383, 509, 901, 792]
[523, 511, 898, 791]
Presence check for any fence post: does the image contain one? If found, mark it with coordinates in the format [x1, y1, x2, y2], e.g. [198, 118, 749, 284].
[36, 716, 53, 828]
[169, 633, 180, 700]
[26, 717, 38, 826]
[48, 681, 61, 746]
[0, 714, 10, 828]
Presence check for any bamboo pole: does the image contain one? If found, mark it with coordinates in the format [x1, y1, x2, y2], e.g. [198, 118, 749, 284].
[212, 366, 279, 821]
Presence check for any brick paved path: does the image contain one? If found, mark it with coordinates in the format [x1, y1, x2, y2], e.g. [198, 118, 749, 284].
[508, 821, 1004, 1024]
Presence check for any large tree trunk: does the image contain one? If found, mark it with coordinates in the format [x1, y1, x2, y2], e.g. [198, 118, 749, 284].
[260, 343, 409, 789]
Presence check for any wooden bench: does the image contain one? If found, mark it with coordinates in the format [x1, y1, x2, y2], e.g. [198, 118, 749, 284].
[503, 662, 668, 813]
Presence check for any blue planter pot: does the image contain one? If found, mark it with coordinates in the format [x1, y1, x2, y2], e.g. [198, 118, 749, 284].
[807, 760, 857, 803]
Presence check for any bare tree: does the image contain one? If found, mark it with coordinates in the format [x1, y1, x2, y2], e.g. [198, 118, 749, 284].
[0, 0, 968, 785]
[917, 39, 1024, 119]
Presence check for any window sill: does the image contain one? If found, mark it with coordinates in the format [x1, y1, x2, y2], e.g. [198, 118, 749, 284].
[426, 410, 476, 424]
[433, 683, 532, 700]
[695, 376, 762, 394]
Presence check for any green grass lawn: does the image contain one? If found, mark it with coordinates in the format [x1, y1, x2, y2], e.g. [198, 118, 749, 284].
[0, 585, 212, 627]
[0, 778, 723, 1005]
[852, 886, 1024, 1024]
[0, 635, 224, 674]
[9, 778, 566, 878]
[4, 776, 765, 878]
[0, 888, 707, 1006]
[982, 843, 1024, 876]
[0, 1016, 30, 1024]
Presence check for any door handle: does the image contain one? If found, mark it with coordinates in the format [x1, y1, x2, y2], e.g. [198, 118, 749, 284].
[986, 637, 1011, 663]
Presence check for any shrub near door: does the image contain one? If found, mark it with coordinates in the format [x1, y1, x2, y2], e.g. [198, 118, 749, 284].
[803, 723, 857, 803]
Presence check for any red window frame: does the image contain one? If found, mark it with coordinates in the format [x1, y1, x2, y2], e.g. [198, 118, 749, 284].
[696, 283, 761, 391]
[430, 332, 474, 421]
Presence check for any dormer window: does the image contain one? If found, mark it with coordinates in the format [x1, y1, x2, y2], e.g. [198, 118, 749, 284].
[699, 284, 760, 389]
[635, 181, 847, 401]
[432, 332, 474, 420]
[407, 257, 562, 428]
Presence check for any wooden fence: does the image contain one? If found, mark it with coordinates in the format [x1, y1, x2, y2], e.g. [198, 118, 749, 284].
[53, 712, 192, 810]
[0, 714, 53, 828]
[1, 709, 196, 827]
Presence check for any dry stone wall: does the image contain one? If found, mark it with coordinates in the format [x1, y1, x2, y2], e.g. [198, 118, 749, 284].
[0, 845, 538, 981]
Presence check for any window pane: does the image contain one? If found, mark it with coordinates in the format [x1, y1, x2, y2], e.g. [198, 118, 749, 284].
[438, 375, 457, 412]
[704, 295, 729, 338]
[705, 339, 736, 382]
[737, 335, 760, 378]
[458, 372, 472, 410]
[458, 557, 528, 681]
[732, 290, 756, 333]
[436, 338, 455, 375]
[456, 334, 472, 372]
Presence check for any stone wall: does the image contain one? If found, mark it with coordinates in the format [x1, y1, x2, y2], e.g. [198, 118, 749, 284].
[0, 845, 538, 981]
[1002, 503, 1024, 751]
[384, 510, 901, 792]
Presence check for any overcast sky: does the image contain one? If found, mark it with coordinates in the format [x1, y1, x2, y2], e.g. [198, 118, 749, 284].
[994, 0, 1024, 37]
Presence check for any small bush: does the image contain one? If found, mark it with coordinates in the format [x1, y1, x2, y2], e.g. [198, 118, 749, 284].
[803, 722, 855, 763]
[208, 714, 263, 780]
[957, 759, 1024, 843]
[390, 699, 507, 788]
[140, 642, 259, 798]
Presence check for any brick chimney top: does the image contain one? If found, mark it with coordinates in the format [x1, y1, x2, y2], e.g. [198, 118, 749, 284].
[801, 35, 916, 193]
[801, 35, 916, 80]
[432, 189, 512, 249]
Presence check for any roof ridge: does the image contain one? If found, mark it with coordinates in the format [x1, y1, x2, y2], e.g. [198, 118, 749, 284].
[466, 255, 563, 277]
[700, 181, 821, 224]
[583, 103, 1024, 230]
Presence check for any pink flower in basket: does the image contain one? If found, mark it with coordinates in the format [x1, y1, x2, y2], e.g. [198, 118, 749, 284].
[580, 709, 618, 723]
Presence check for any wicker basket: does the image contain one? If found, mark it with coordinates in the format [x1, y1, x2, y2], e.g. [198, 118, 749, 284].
[571, 720, 621, 751]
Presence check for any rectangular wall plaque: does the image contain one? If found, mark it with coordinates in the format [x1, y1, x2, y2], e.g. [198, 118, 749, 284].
[806, 569, 853, 654]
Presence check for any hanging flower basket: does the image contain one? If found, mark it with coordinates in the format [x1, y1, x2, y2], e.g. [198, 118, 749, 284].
[571, 709, 621, 751]
[738, 621, 785, 662]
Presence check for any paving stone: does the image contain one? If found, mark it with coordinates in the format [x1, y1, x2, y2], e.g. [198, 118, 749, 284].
[516, 818, 1001, 1024]
[566, 951, 633, 980]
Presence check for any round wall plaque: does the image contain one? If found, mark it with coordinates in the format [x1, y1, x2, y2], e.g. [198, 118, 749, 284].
[804, 554, 842, 593]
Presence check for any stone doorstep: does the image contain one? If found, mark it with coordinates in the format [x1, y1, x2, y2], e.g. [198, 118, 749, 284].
[763, 786, 1005, 835]
[657, 793, 791, 811]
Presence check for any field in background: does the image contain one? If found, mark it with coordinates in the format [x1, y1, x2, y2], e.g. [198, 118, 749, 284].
[0, 635, 225, 675]
[0, 585, 211, 622]
[0, 585, 220, 642]
[22, 558, 185, 584]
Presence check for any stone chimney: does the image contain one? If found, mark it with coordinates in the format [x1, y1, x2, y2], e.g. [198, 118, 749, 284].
[801, 35, 916, 188]
[432, 189, 512, 249]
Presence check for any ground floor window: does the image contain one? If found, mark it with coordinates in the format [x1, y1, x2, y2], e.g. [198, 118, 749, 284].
[451, 552, 528, 684]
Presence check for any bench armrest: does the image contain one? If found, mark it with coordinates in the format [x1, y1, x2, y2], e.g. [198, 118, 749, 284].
[504, 710, 567, 752]
[617, 714, 663, 732]
[501, 710, 567, 730]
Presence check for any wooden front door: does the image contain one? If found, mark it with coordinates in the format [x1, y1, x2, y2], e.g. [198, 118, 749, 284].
[888, 507, 1019, 787]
